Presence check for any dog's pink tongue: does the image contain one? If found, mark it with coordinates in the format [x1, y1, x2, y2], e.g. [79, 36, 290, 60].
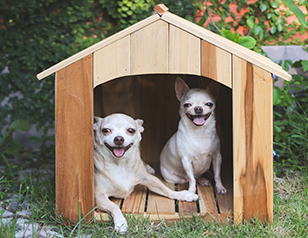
[193, 117, 205, 126]
[113, 148, 125, 157]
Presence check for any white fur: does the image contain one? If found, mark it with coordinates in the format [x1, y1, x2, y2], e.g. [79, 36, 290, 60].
[94, 113, 198, 234]
[160, 77, 227, 195]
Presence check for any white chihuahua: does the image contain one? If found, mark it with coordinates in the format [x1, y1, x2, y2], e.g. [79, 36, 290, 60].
[94, 113, 198, 234]
[160, 77, 227, 195]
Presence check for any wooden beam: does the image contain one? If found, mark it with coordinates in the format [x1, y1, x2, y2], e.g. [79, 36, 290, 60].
[232, 55, 273, 223]
[55, 54, 94, 223]
[154, 4, 169, 15]
[169, 25, 201, 75]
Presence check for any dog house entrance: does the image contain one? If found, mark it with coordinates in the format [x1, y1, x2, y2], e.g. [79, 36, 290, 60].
[93, 74, 233, 222]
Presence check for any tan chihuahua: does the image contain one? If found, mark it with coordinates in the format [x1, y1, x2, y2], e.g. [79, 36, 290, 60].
[94, 113, 198, 234]
[160, 77, 227, 195]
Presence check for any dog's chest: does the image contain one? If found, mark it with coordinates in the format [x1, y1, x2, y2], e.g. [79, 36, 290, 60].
[191, 150, 212, 170]
[96, 162, 137, 198]
[186, 135, 215, 155]
[185, 137, 217, 174]
[111, 166, 137, 195]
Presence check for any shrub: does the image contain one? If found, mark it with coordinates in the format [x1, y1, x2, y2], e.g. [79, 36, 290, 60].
[273, 58, 308, 175]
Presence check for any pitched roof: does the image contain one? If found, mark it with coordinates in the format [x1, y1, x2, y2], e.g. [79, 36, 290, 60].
[37, 5, 291, 81]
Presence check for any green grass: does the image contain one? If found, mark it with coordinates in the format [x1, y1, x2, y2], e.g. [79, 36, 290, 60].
[1, 169, 308, 238]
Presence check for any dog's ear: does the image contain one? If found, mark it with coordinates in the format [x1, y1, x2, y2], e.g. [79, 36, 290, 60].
[175, 77, 189, 101]
[207, 81, 219, 100]
[94, 116, 103, 131]
[135, 119, 144, 133]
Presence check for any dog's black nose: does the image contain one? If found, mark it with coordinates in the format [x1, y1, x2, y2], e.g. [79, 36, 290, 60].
[114, 136, 124, 145]
[194, 106, 203, 114]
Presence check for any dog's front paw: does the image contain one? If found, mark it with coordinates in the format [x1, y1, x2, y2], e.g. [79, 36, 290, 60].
[114, 217, 128, 234]
[216, 185, 227, 195]
[177, 190, 198, 202]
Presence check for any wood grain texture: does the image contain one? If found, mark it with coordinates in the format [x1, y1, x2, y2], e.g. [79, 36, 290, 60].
[94, 36, 130, 88]
[201, 40, 231, 88]
[232, 55, 273, 223]
[55, 54, 94, 223]
[169, 25, 200, 75]
[177, 183, 198, 215]
[197, 184, 218, 216]
[214, 83, 233, 217]
[216, 171, 233, 217]
[94, 76, 141, 119]
[146, 182, 175, 214]
[162, 75, 181, 157]
[139, 75, 168, 169]
[121, 185, 147, 214]
[131, 20, 168, 75]
[110, 197, 123, 207]
[154, 4, 169, 14]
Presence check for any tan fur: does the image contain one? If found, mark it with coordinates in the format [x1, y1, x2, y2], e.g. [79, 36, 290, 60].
[94, 113, 198, 234]
[160, 77, 227, 195]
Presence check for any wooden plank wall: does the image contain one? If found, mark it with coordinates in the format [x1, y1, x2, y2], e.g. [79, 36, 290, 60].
[93, 36, 130, 86]
[55, 55, 94, 223]
[232, 56, 273, 223]
[169, 25, 200, 74]
[94, 22, 233, 89]
[131, 20, 168, 75]
[201, 41, 232, 88]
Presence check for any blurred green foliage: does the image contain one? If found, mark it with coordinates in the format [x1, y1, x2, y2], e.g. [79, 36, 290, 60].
[273, 57, 308, 175]
[194, 0, 308, 47]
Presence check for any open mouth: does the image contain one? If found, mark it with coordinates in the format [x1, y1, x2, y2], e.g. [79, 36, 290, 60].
[186, 112, 212, 126]
[104, 142, 133, 158]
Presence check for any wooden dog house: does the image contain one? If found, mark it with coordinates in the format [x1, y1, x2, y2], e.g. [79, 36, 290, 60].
[37, 4, 291, 225]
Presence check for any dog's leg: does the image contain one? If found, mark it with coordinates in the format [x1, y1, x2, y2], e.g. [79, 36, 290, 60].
[160, 165, 188, 184]
[196, 176, 211, 187]
[212, 152, 227, 195]
[141, 174, 198, 201]
[181, 157, 197, 193]
[143, 161, 155, 174]
[96, 194, 128, 234]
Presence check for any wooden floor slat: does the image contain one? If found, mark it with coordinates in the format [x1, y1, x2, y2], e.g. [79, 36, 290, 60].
[177, 183, 198, 215]
[110, 197, 123, 207]
[121, 185, 147, 214]
[216, 170, 233, 217]
[197, 184, 218, 216]
[95, 180, 232, 222]
[146, 182, 176, 214]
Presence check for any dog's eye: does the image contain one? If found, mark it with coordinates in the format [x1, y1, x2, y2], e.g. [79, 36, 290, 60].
[127, 128, 136, 134]
[102, 128, 110, 134]
[206, 102, 213, 108]
[184, 103, 191, 108]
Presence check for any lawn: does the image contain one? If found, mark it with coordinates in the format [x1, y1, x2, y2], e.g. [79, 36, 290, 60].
[1, 165, 307, 237]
